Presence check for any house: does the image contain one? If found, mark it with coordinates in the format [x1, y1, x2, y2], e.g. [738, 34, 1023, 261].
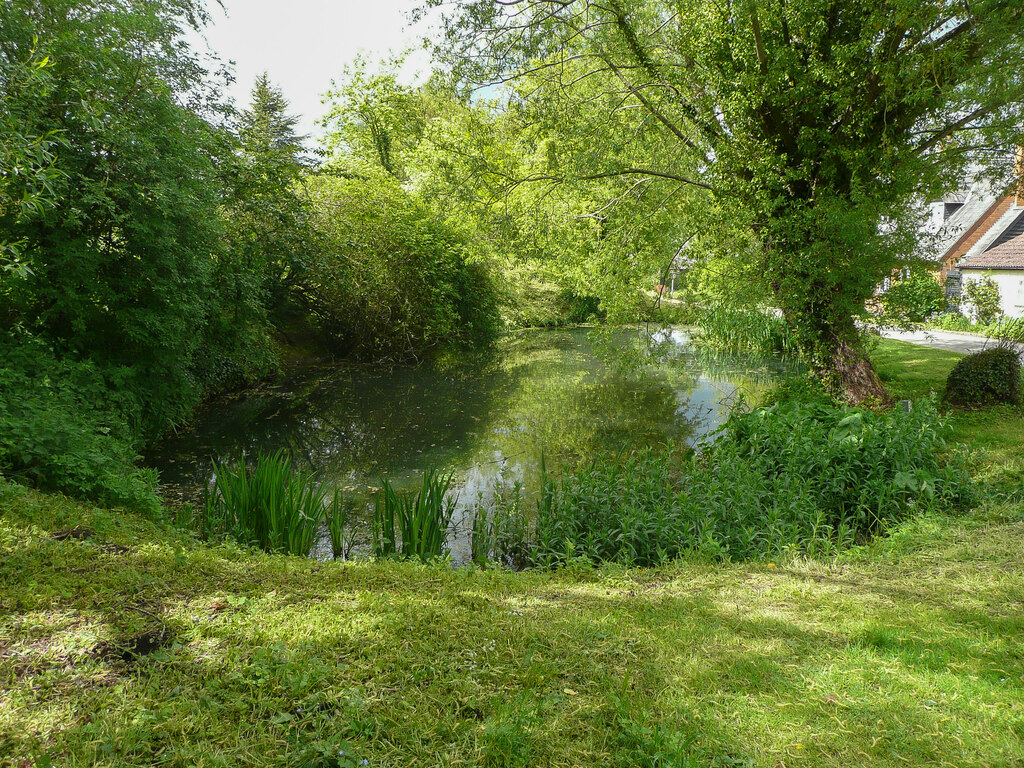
[922, 156, 1024, 318]
[956, 226, 1024, 320]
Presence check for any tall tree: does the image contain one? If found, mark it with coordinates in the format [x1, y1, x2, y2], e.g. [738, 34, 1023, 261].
[321, 57, 426, 179]
[222, 72, 312, 322]
[424, 0, 1024, 402]
[239, 72, 307, 163]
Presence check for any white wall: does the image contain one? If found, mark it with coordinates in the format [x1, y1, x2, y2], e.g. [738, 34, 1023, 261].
[960, 270, 1024, 319]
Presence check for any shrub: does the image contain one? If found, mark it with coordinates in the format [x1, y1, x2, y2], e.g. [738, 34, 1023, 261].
[499, 263, 605, 329]
[992, 318, 1024, 352]
[880, 273, 947, 324]
[205, 451, 326, 556]
[928, 311, 973, 332]
[561, 289, 605, 324]
[300, 175, 499, 361]
[944, 347, 1021, 407]
[532, 399, 972, 566]
[0, 333, 158, 511]
[963, 277, 1002, 325]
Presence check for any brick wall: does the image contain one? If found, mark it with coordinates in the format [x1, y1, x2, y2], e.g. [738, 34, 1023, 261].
[941, 195, 1017, 275]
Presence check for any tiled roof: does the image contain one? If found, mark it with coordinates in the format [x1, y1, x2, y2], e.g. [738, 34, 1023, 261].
[987, 208, 1024, 250]
[931, 190, 1002, 262]
[958, 229, 1024, 270]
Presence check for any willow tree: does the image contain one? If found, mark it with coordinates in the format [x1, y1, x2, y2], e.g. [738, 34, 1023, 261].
[424, 0, 1024, 401]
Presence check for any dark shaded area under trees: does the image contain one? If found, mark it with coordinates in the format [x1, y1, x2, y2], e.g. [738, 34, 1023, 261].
[0, 0, 499, 508]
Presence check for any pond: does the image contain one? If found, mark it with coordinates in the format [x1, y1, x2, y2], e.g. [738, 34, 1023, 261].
[147, 327, 794, 561]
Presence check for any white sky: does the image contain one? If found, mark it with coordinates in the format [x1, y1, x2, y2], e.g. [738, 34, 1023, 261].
[193, 0, 431, 143]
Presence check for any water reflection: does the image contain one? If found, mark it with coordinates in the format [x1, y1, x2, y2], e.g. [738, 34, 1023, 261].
[147, 327, 794, 556]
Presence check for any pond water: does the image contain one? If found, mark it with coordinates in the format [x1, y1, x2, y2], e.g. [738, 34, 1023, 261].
[147, 327, 793, 561]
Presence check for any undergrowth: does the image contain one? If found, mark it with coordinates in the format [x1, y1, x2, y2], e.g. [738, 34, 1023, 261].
[530, 398, 972, 566]
[0, 333, 158, 512]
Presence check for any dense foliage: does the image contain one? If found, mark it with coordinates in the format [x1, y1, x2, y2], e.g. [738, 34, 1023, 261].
[426, 0, 1024, 402]
[298, 176, 499, 361]
[320, 62, 613, 330]
[880, 274, 948, 325]
[0, 45, 64, 279]
[531, 398, 972, 566]
[944, 347, 1021, 408]
[0, 0, 502, 506]
[0, 0, 279, 434]
[963, 277, 1004, 326]
[0, 334, 158, 511]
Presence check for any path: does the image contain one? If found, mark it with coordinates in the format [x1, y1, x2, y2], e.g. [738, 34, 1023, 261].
[878, 327, 994, 355]
[878, 327, 1024, 366]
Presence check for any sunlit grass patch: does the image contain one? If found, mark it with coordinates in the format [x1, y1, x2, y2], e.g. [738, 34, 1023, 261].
[871, 337, 962, 400]
[2, 495, 1023, 766]
[871, 338, 1024, 496]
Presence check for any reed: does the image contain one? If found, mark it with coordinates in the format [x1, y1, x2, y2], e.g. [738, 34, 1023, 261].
[326, 489, 348, 560]
[373, 486, 397, 559]
[374, 469, 457, 562]
[693, 303, 796, 356]
[206, 451, 325, 557]
[469, 504, 496, 567]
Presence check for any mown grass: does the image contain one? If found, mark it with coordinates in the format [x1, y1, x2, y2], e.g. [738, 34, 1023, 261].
[1, 339, 1022, 768]
[871, 337, 963, 401]
[873, 338, 1024, 492]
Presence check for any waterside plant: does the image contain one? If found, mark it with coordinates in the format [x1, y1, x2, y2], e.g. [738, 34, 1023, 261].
[692, 303, 796, 356]
[374, 469, 457, 562]
[326, 488, 349, 560]
[205, 451, 328, 557]
[528, 397, 973, 567]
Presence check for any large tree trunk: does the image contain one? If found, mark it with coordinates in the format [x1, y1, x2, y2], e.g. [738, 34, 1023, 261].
[777, 287, 892, 406]
[829, 336, 891, 407]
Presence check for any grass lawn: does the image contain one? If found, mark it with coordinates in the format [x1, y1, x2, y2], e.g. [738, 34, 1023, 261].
[871, 337, 963, 401]
[873, 338, 1024, 489]
[1, 340, 1022, 768]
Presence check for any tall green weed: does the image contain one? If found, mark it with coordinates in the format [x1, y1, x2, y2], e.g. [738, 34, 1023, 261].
[0, 333, 158, 511]
[374, 469, 457, 562]
[693, 303, 796, 356]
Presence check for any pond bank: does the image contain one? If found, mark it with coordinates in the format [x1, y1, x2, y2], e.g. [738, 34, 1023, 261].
[2, 339, 1022, 767]
[148, 327, 793, 563]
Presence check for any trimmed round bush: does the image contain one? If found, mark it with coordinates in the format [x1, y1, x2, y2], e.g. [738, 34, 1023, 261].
[944, 347, 1021, 407]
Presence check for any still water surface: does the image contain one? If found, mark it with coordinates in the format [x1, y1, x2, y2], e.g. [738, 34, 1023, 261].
[148, 328, 792, 558]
